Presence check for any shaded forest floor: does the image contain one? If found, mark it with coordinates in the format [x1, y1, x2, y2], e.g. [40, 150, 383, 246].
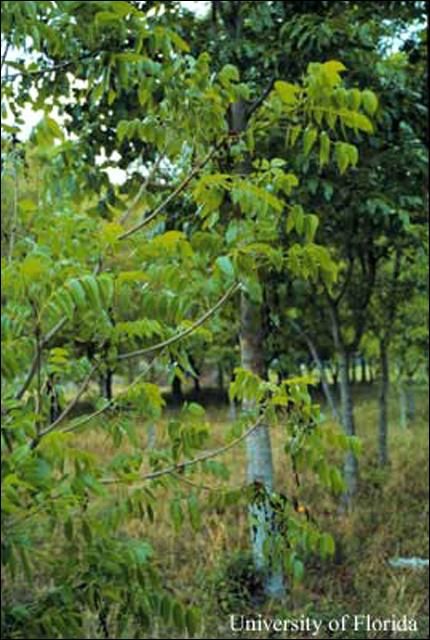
[81, 386, 429, 639]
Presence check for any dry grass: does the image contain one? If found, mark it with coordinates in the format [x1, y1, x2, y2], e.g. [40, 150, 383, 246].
[77, 386, 429, 639]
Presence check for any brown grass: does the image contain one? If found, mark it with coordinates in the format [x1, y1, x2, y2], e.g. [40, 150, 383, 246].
[76, 386, 429, 639]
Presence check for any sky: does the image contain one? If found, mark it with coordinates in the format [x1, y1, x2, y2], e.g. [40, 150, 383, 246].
[1, 1, 211, 184]
[2, 1, 418, 183]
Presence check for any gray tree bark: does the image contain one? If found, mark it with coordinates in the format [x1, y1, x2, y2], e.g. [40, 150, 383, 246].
[360, 355, 367, 384]
[378, 339, 389, 466]
[338, 348, 358, 506]
[289, 319, 339, 422]
[399, 383, 408, 429]
[405, 376, 416, 423]
[328, 303, 358, 508]
[240, 291, 285, 599]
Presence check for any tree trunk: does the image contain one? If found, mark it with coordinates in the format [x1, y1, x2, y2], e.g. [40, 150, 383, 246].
[230, 91, 284, 598]
[289, 320, 339, 422]
[171, 375, 183, 404]
[405, 377, 416, 423]
[328, 299, 358, 508]
[100, 369, 113, 401]
[318, 364, 339, 422]
[338, 348, 358, 507]
[217, 364, 224, 392]
[368, 360, 375, 384]
[189, 355, 201, 396]
[147, 423, 156, 449]
[127, 359, 136, 384]
[240, 291, 285, 599]
[378, 340, 389, 466]
[193, 375, 201, 395]
[360, 355, 367, 384]
[350, 356, 356, 385]
[331, 361, 339, 386]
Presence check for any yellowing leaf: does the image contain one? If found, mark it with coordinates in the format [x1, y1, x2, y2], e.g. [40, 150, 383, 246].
[323, 60, 347, 74]
[275, 81, 300, 104]
[21, 256, 49, 281]
[101, 221, 123, 245]
[321, 60, 347, 87]
[117, 270, 148, 283]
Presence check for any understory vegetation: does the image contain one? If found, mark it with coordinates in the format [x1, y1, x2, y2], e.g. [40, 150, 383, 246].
[1, 1, 428, 639]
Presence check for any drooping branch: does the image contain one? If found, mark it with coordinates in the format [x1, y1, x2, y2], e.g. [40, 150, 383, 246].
[118, 139, 226, 240]
[117, 282, 240, 361]
[103, 414, 264, 484]
[30, 283, 239, 441]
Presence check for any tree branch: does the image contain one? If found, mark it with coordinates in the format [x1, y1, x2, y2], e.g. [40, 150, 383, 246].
[33, 362, 99, 444]
[119, 152, 165, 225]
[103, 414, 264, 484]
[15, 317, 68, 400]
[246, 77, 275, 121]
[288, 318, 339, 421]
[3, 51, 102, 82]
[117, 282, 240, 361]
[334, 256, 354, 305]
[61, 351, 164, 435]
[118, 138, 226, 240]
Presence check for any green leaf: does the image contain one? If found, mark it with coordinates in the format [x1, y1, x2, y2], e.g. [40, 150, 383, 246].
[187, 494, 201, 531]
[216, 255, 235, 280]
[172, 602, 185, 630]
[98, 274, 114, 308]
[80, 275, 102, 309]
[348, 88, 362, 110]
[335, 142, 349, 174]
[304, 214, 319, 242]
[117, 120, 132, 142]
[95, 11, 120, 25]
[303, 127, 318, 156]
[287, 204, 305, 235]
[185, 607, 201, 636]
[293, 558, 305, 582]
[21, 256, 49, 281]
[81, 519, 92, 544]
[67, 279, 87, 310]
[170, 499, 184, 531]
[219, 64, 240, 85]
[319, 132, 331, 167]
[361, 89, 379, 115]
[169, 31, 190, 53]
[320, 532, 336, 558]
[242, 277, 263, 304]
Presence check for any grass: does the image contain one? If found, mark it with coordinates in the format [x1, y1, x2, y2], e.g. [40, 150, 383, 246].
[75, 384, 429, 639]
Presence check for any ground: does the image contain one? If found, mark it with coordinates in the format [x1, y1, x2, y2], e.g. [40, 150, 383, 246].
[80, 384, 429, 639]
